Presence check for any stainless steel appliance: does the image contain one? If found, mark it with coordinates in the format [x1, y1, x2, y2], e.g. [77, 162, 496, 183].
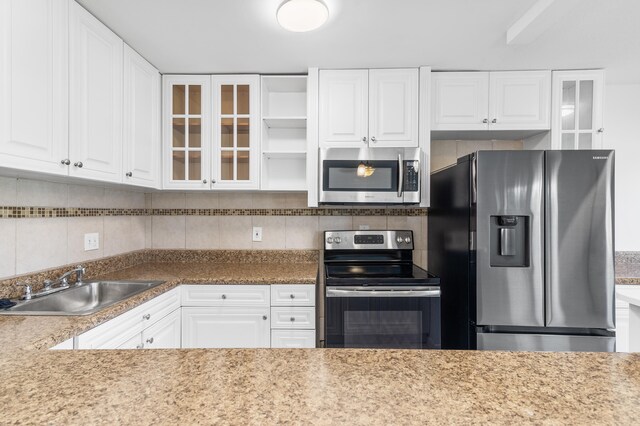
[319, 148, 421, 204]
[323, 230, 441, 349]
[428, 150, 615, 352]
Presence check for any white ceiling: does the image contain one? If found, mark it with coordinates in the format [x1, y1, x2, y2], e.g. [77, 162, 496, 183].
[77, 0, 640, 83]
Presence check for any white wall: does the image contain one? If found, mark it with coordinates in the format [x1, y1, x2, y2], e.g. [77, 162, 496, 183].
[605, 84, 640, 251]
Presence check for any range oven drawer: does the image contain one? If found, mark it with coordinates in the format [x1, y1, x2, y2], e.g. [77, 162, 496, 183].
[325, 286, 441, 349]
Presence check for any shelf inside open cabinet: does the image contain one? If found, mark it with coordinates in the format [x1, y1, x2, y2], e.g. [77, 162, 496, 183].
[261, 152, 307, 191]
[263, 117, 307, 129]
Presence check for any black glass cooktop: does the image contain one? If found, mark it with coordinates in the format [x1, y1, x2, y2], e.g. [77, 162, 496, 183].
[325, 262, 440, 286]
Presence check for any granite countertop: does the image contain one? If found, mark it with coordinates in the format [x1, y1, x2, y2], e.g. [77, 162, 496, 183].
[0, 348, 638, 424]
[616, 263, 640, 285]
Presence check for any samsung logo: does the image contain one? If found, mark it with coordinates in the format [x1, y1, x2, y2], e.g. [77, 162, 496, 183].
[592, 156, 608, 160]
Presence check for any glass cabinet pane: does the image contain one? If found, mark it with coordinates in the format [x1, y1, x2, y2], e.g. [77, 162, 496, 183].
[221, 118, 234, 148]
[237, 151, 250, 181]
[561, 81, 576, 131]
[188, 118, 201, 148]
[578, 133, 592, 149]
[188, 86, 201, 115]
[237, 118, 250, 148]
[188, 152, 202, 180]
[172, 151, 186, 180]
[173, 85, 185, 114]
[237, 85, 250, 114]
[172, 118, 185, 147]
[561, 133, 575, 149]
[221, 85, 234, 115]
[579, 81, 594, 130]
[221, 151, 234, 180]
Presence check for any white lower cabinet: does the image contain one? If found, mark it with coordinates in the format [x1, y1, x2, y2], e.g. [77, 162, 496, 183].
[118, 332, 143, 350]
[143, 308, 181, 349]
[271, 330, 316, 349]
[50, 337, 74, 350]
[181, 306, 270, 348]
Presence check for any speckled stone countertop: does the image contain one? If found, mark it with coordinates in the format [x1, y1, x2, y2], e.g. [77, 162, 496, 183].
[0, 348, 639, 425]
[616, 263, 640, 285]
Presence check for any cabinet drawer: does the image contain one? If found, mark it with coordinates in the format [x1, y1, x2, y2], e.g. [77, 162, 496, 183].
[271, 284, 315, 306]
[139, 287, 180, 325]
[270, 307, 316, 329]
[271, 330, 316, 348]
[182, 285, 270, 307]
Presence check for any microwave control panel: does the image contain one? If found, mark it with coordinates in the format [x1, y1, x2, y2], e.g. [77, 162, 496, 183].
[403, 161, 420, 192]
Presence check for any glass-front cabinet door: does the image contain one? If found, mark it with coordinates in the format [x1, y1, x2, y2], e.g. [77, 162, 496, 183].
[551, 70, 604, 150]
[162, 75, 211, 189]
[212, 75, 260, 189]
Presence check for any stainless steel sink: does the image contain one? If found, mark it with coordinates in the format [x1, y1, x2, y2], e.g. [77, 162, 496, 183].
[0, 281, 165, 316]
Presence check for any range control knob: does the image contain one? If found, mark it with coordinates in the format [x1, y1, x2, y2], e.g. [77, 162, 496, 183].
[334, 237, 342, 244]
[405, 237, 412, 244]
[326, 237, 334, 244]
[396, 236, 404, 244]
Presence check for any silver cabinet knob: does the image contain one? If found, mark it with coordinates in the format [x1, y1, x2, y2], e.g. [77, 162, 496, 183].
[362, 136, 367, 142]
[597, 128, 605, 133]
[61, 159, 71, 165]
[202, 179, 208, 184]
[221, 294, 226, 299]
[371, 136, 377, 142]
[136, 345, 143, 349]
[73, 161, 83, 168]
[146, 337, 154, 344]
[211, 179, 217, 184]
[263, 315, 268, 320]
[290, 294, 295, 299]
[126, 172, 132, 177]
[491, 118, 497, 124]
[290, 317, 296, 322]
[482, 119, 488, 124]
[143, 314, 151, 320]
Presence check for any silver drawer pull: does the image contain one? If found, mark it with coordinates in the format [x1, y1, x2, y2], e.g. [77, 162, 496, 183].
[146, 337, 154, 344]
[143, 314, 151, 320]
[221, 294, 227, 300]
[263, 315, 268, 320]
[136, 345, 143, 349]
[290, 317, 295, 322]
[290, 294, 295, 299]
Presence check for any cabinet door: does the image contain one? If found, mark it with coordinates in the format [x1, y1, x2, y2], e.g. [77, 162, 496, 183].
[489, 71, 551, 130]
[368, 69, 418, 147]
[271, 330, 316, 348]
[123, 44, 160, 188]
[69, 1, 123, 183]
[117, 332, 143, 350]
[212, 75, 260, 190]
[431, 72, 489, 130]
[182, 307, 270, 348]
[163, 75, 211, 189]
[142, 309, 181, 349]
[0, 0, 69, 175]
[319, 69, 369, 147]
[551, 70, 604, 150]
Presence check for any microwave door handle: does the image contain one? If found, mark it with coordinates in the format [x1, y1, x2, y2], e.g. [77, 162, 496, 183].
[398, 154, 404, 198]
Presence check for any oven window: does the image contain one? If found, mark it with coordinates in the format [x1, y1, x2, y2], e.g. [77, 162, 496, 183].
[344, 311, 423, 349]
[323, 160, 398, 192]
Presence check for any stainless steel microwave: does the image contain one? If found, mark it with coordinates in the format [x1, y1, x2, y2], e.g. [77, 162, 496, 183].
[319, 148, 421, 204]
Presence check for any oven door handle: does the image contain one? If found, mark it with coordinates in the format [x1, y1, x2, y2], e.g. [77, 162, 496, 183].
[326, 287, 440, 298]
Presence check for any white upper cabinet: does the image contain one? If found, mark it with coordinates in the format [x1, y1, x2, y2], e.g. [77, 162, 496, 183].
[211, 75, 260, 190]
[0, 0, 69, 175]
[123, 45, 160, 188]
[319, 69, 419, 148]
[319, 69, 369, 147]
[431, 72, 489, 131]
[551, 70, 604, 150]
[368, 69, 419, 147]
[69, 1, 124, 182]
[162, 75, 211, 190]
[489, 71, 551, 130]
[431, 71, 551, 131]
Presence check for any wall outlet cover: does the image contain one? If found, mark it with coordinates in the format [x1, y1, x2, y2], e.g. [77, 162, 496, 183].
[84, 233, 99, 251]
[252, 227, 263, 242]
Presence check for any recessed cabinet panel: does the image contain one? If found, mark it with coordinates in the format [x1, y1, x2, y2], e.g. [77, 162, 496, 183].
[0, 0, 69, 175]
[69, 1, 123, 182]
[368, 69, 418, 147]
[431, 72, 490, 130]
[142, 309, 181, 349]
[182, 306, 270, 348]
[319, 70, 369, 147]
[489, 71, 551, 130]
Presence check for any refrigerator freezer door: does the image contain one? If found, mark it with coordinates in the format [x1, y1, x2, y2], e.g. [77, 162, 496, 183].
[476, 151, 545, 327]
[477, 332, 615, 352]
[545, 150, 615, 329]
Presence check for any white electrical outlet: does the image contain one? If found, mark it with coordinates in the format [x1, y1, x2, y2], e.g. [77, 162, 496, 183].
[84, 233, 99, 251]
[252, 227, 263, 242]
[359, 225, 370, 230]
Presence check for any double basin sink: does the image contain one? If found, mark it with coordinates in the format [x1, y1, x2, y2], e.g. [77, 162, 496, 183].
[1, 281, 165, 316]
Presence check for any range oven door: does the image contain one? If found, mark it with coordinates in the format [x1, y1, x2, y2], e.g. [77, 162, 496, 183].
[319, 148, 420, 204]
[325, 286, 441, 349]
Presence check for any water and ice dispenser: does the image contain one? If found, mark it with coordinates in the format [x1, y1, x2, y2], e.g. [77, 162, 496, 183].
[489, 215, 530, 267]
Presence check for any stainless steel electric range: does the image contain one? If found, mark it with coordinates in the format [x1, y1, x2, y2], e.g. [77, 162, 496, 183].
[323, 230, 441, 349]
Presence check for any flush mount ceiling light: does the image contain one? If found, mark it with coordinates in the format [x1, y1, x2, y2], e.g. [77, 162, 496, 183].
[277, 0, 329, 32]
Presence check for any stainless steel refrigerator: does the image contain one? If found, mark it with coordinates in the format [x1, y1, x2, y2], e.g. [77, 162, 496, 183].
[428, 150, 615, 352]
